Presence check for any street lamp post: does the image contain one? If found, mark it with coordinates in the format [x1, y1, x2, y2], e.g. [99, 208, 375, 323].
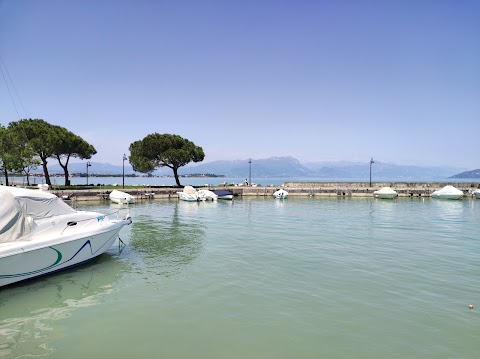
[123, 154, 127, 188]
[248, 158, 252, 186]
[86, 161, 91, 185]
[369, 157, 374, 187]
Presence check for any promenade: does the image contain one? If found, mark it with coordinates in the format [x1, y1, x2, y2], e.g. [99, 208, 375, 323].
[49, 181, 480, 201]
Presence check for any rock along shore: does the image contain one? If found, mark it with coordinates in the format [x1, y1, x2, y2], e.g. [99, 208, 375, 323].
[48, 181, 480, 202]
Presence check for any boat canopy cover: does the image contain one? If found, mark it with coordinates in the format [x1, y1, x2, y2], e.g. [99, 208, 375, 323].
[213, 190, 233, 196]
[374, 187, 397, 194]
[0, 186, 75, 243]
[434, 185, 463, 195]
[110, 190, 134, 199]
[183, 186, 197, 195]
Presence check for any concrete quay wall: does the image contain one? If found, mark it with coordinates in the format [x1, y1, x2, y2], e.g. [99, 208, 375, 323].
[284, 181, 480, 189]
[51, 181, 480, 201]
[283, 181, 480, 198]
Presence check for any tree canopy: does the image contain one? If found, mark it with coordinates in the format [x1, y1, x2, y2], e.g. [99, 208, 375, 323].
[0, 124, 36, 185]
[129, 133, 205, 186]
[0, 125, 15, 185]
[52, 127, 97, 185]
[7, 119, 96, 186]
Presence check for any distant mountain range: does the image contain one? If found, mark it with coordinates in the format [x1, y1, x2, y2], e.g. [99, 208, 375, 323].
[44, 156, 475, 180]
[449, 169, 480, 179]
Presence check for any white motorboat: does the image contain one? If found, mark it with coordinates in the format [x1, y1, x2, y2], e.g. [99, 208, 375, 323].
[177, 185, 201, 201]
[473, 189, 480, 199]
[212, 189, 234, 200]
[373, 187, 398, 199]
[431, 185, 464, 200]
[109, 189, 135, 204]
[197, 189, 218, 201]
[273, 189, 288, 199]
[0, 186, 132, 287]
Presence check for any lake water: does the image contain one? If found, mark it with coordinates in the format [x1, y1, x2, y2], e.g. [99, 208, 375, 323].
[1, 197, 480, 358]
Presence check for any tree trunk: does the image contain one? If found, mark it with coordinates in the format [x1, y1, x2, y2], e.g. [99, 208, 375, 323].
[23, 168, 33, 186]
[173, 167, 181, 186]
[57, 155, 70, 186]
[61, 165, 70, 186]
[3, 169, 9, 186]
[41, 158, 52, 186]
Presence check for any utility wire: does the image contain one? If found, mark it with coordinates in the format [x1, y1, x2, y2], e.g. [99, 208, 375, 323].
[0, 54, 28, 120]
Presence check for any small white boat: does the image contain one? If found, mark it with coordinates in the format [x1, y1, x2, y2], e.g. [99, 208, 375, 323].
[197, 189, 218, 201]
[473, 189, 480, 199]
[177, 186, 201, 201]
[273, 189, 288, 199]
[431, 185, 464, 200]
[373, 187, 398, 199]
[213, 189, 234, 200]
[37, 183, 49, 191]
[0, 186, 132, 287]
[109, 190, 135, 204]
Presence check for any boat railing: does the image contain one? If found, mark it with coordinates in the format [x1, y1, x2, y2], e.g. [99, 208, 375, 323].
[60, 209, 131, 234]
[104, 208, 131, 221]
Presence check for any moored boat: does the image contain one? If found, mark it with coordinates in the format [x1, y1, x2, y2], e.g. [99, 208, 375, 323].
[0, 186, 132, 287]
[373, 187, 398, 199]
[197, 189, 218, 201]
[212, 189, 234, 200]
[109, 189, 135, 204]
[431, 185, 464, 200]
[473, 189, 480, 199]
[273, 189, 288, 199]
[177, 185, 200, 201]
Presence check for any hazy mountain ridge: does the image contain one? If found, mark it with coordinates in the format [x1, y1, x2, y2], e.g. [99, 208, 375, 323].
[449, 169, 480, 179]
[45, 156, 470, 180]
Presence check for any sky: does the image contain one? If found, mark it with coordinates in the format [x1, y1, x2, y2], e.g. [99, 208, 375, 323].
[0, 0, 479, 168]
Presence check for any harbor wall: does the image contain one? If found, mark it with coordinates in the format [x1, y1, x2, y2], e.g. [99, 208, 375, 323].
[48, 181, 480, 201]
[282, 181, 480, 198]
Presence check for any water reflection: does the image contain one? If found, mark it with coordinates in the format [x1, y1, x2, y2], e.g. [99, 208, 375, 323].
[430, 197, 465, 215]
[373, 197, 397, 217]
[429, 198, 468, 232]
[274, 198, 286, 208]
[0, 254, 128, 358]
[217, 199, 235, 207]
[128, 202, 205, 278]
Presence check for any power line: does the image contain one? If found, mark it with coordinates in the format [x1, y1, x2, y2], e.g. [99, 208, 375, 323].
[0, 55, 28, 120]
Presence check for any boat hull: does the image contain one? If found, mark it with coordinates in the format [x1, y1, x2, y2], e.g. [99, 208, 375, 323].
[431, 194, 464, 200]
[0, 222, 128, 287]
[177, 192, 199, 201]
[374, 193, 398, 199]
[110, 197, 135, 204]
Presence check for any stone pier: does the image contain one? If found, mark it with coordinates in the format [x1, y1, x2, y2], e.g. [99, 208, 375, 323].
[47, 181, 480, 201]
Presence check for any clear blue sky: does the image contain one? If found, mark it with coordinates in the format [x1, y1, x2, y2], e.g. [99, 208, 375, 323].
[1, 0, 479, 168]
